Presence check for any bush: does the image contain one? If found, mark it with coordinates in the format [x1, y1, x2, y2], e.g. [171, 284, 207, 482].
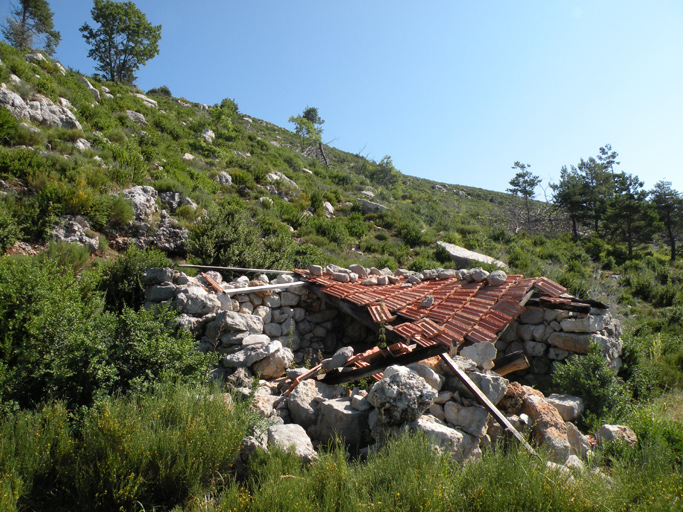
[0, 202, 20, 251]
[74, 382, 254, 511]
[189, 200, 296, 272]
[0, 255, 113, 408]
[95, 245, 170, 313]
[552, 342, 632, 423]
[107, 306, 208, 396]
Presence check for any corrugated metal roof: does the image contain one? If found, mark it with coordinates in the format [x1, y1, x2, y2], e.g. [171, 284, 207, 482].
[295, 269, 574, 355]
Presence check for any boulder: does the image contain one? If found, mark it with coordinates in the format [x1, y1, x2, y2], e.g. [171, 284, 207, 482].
[446, 366, 509, 405]
[545, 394, 584, 422]
[267, 424, 317, 463]
[459, 342, 497, 369]
[522, 395, 570, 463]
[133, 92, 158, 108]
[143, 267, 174, 285]
[126, 110, 147, 125]
[487, 270, 508, 286]
[145, 283, 177, 302]
[202, 128, 215, 143]
[51, 215, 99, 251]
[548, 332, 592, 353]
[322, 346, 354, 370]
[266, 171, 298, 189]
[406, 363, 444, 391]
[443, 401, 489, 438]
[136, 222, 189, 256]
[252, 347, 294, 379]
[436, 241, 507, 270]
[596, 424, 637, 447]
[566, 422, 593, 459]
[520, 307, 545, 324]
[316, 398, 370, 446]
[359, 199, 389, 214]
[368, 366, 437, 436]
[406, 415, 482, 462]
[220, 339, 282, 368]
[74, 138, 91, 151]
[122, 186, 158, 221]
[80, 77, 100, 101]
[287, 379, 347, 428]
[173, 286, 221, 316]
[0, 85, 82, 129]
[213, 310, 264, 334]
[216, 171, 232, 186]
[560, 315, 607, 333]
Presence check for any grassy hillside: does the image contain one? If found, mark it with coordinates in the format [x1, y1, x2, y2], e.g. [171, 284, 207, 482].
[2, 42, 683, 511]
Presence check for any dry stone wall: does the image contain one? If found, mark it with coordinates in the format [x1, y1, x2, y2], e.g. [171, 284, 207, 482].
[496, 305, 623, 386]
[143, 268, 378, 379]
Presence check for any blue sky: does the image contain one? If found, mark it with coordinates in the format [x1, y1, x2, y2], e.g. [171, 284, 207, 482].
[3, 1, 683, 195]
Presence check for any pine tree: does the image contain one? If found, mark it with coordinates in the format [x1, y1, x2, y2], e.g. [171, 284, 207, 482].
[1, 0, 61, 56]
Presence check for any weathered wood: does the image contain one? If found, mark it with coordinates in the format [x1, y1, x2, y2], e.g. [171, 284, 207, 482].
[519, 289, 536, 307]
[176, 264, 294, 274]
[320, 344, 447, 385]
[439, 353, 540, 459]
[200, 272, 222, 293]
[492, 351, 529, 377]
[306, 285, 406, 344]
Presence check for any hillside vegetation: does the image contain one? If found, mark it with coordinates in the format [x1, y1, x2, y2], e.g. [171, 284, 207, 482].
[1, 42, 683, 511]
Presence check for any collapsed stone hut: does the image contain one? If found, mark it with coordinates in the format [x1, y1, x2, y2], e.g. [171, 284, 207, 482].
[143, 264, 627, 466]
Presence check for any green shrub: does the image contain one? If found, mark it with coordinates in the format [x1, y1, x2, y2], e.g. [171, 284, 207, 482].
[95, 245, 170, 313]
[74, 381, 254, 511]
[552, 342, 632, 423]
[0, 402, 74, 510]
[147, 85, 172, 97]
[40, 241, 92, 274]
[0, 255, 113, 408]
[0, 202, 20, 251]
[189, 200, 295, 272]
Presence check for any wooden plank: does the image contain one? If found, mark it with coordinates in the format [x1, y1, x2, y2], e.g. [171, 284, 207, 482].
[200, 272, 223, 292]
[320, 344, 448, 385]
[176, 264, 294, 274]
[491, 351, 530, 376]
[439, 353, 540, 459]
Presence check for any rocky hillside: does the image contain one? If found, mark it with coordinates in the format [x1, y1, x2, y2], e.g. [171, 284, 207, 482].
[0, 42, 517, 275]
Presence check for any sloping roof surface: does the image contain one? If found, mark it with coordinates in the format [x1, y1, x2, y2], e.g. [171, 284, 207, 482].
[294, 270, 568, 351]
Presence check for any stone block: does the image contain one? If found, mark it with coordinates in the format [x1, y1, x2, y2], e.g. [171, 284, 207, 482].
[546, 394, 584, 422]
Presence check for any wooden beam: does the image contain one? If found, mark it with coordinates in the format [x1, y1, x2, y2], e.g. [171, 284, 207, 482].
[176, 264, 294, 274]
[320, 344, 447, 385]
[439, 353, 540, 459]
[491, 351, 529, 377]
